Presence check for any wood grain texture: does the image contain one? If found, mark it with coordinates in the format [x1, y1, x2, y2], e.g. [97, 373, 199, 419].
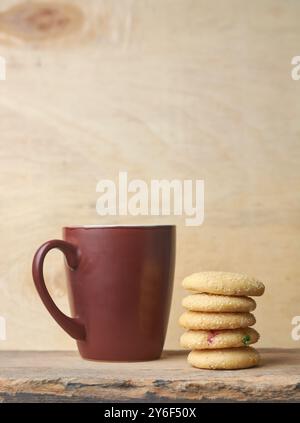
[0, 0, 300, 350]
[0, 350, 299, 402]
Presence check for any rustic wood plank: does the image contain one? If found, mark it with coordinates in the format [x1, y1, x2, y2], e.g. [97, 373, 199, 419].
[0, 0, 300, 353]
[0, 349, 299, 402]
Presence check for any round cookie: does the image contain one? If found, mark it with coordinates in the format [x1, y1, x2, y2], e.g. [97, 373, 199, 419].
[182, 272, 265, 296]
[179, 311, 256, 330]
[187, 347, 260, 370]
[180, 328, 259, 349]
[182, 293, 256, 313]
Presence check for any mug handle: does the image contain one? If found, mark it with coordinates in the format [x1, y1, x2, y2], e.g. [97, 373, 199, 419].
[32, 240, 86, 340]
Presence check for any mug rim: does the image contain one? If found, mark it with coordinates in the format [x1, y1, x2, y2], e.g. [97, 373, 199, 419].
[63, 224, 176, 229]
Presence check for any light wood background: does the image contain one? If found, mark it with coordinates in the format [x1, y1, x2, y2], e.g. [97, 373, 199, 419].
[0, 0, 299, 351]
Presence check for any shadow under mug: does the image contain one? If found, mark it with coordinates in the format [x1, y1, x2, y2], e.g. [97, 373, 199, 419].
[32, 225, 176, 361]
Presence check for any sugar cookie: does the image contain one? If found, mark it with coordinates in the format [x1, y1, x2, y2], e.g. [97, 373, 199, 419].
[182, 272, 265, 296]
[188, 347, 260, 370]
[182, 293, 256, 312]
[180, 327, 259, 349]
[179, 311, 255, 330]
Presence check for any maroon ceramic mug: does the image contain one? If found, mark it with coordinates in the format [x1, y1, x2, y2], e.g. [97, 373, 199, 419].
[32, 225, 176, 361]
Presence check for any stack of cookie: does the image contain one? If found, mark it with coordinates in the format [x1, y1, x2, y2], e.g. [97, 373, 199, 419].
[179, 272, 265, 370]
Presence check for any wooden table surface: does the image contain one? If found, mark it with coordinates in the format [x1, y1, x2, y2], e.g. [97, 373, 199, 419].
[0, 349, 299, 402]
